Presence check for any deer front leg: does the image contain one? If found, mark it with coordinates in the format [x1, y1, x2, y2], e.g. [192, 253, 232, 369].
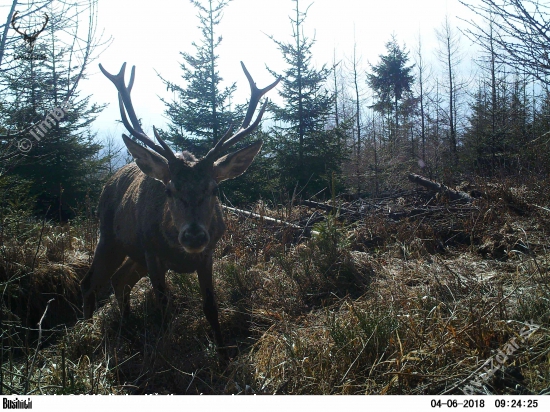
[112, 257, 147, 318]
[197, 253, 225, 356]
[145, 254, 168, 307]
[81, 239, 126, 319]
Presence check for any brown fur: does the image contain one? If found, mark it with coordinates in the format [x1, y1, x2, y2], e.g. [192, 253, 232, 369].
[81, 160, 230, 351]
[84, 62, 278, 356]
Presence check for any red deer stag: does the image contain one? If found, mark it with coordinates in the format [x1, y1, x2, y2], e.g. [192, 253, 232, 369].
[81, 62, 279, 352]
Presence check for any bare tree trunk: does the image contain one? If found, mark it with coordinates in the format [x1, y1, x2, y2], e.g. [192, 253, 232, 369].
[416, 35, 427, 163]
[352, 41, 362, 195]
[372, 112, 379, 196]
[0, 0, 18, 69]
[394, 94, 399, 151]
[410, 124, 414, 158]
[489, 21, 497, 174]
[295, 0, 304, 172]
[436, 16, 462, 168]
[332, 50, 339, 128]
[208, 0, 218, 144]
[434, 78, 441, 179]
[446, 39, 457, 165]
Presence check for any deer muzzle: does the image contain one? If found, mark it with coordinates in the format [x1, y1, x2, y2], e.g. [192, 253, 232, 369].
[179, 223, 210, 253]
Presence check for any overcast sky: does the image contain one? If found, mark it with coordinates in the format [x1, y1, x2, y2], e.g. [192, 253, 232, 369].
[74, 0, 479, 139]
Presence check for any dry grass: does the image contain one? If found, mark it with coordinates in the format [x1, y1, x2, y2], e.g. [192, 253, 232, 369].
[1, 176, 549, 394]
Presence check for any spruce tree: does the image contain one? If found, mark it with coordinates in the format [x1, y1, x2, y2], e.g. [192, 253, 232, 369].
[159, 0, 236, 156]
[0, 2, 105, 219]
[367, 36, 415, 154]
[267, 0, 343, 196]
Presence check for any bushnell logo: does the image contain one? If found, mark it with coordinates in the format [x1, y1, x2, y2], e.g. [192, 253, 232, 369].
[11, 10, 48, 61]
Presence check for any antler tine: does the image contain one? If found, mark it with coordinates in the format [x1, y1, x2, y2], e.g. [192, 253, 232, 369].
[202, 63, 279, 163]
[128, 65, 135, 92]
[153, 126, 177, 161]
[203, 123, 234, 162]
[100, 62, 176, 161]
[219, 100, 269, 152]
[37, 13, 48, 33]
[116, 94, 160, 150]
[11, 11, 25, 36]
[241, 61, 281, 128]
[99, 63, 144, 136]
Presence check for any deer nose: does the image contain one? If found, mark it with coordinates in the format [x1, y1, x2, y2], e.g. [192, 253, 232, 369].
[179, 224, 210, 253]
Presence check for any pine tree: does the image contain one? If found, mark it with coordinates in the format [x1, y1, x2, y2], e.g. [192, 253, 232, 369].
[159, 0, 236, 156]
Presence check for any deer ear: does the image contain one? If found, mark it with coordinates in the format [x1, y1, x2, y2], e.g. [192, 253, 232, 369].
[122, 134, 171, 184]
[213, 140, 262, 183]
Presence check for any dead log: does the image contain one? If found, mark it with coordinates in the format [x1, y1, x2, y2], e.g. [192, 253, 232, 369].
[408, 173, 473, 202]
[221, 205, 319, 236]
[388, 208, 433, 220]
[300, 199, 358, 216]
[300, 199, 337, 213]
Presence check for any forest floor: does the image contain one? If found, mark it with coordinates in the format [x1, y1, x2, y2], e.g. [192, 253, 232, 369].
[1, 175, 549, 394]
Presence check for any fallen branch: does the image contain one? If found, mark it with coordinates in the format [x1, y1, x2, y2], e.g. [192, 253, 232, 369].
[408, 173, 473, 202]
[221, 205, 318, 236]
[300, 199, 360, 217]
[388, 205, 479, 220]
[25, 298, 54, 394]
[389, 208, 434, 220]
[300, 199, 337, 213]
[533, 204, 550, 214]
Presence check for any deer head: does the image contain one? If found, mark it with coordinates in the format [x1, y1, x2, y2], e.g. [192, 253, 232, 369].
[99, 62, 280, 253]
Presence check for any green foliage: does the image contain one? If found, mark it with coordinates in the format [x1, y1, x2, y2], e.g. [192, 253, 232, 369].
[368, 36, 415, 116]
[461, 72, 550, 176]
[158, 0, 237, 156]
[0, 175, 36, 247]
[367, 35, 415, 158]
[310, 213, 366, 296]
[219, 131, 280, 204]
[463, 84, 510, 174]
[264, 124, 349, 197]
[312, 212, 350, 263]
[0, 29, 106, 220]
[266, 0, 345, 196]
[325, 302, 397, 362]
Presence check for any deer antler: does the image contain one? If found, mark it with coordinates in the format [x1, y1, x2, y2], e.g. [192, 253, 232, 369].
[202, 62, 280, 163]
[11, 11, 25, 37]
[11, 12, 49, 42]
[32, 13, 48, 40]
[99, 63, 176, 162]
